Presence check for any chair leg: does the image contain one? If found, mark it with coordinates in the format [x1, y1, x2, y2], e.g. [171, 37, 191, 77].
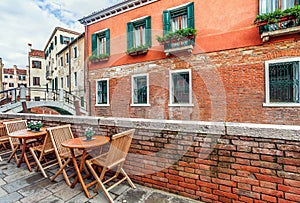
[120, 168, 136, 188]
[51, 158, 71, 186]
[7, 145, 19, 163]
[30, 148, 47, 178]
[86, 160, 114, 203]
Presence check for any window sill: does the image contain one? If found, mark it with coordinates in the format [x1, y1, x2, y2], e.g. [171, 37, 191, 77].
[130, 103, 151, 107]
[95, 104, 110, 107]
[263, 102, 300, 107]
[168, 103, 194, 107]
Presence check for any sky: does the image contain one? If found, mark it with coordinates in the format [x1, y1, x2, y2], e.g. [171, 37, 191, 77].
[0, 0, 122, 68]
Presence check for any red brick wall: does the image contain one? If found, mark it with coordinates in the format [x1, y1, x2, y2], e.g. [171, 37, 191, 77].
[3, 114, 299, 203]
[90, 37, 300, 125]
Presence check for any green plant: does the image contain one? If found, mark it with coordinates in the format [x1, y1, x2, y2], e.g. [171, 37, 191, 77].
[126, 45, 149, 54]
[27, 121, 43, 131]
[156, 28, 196, 44]
[84, 127, 95, 140]
[254, 5, 300, 24]
[88, 53, 109, 61]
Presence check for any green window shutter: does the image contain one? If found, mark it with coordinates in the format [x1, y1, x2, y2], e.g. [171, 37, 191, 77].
[145, 16, 152, 47]
[297, 0, 300, 5]
[71, 37, 74, 41]
[60, 35, 63, 44]
[187, 2, 195, 28]
[54, 36, 57, 45]
[127, 22, 134, 49]
[91, 33, 97, 55]
[105, 29, 110, 55]
[163, 10, 171, 35]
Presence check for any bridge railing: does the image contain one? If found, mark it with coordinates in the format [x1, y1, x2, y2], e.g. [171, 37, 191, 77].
[0, 87, 87, 112]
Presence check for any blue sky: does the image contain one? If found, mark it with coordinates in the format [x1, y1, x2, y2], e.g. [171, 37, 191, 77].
[0, 0, 121, 68]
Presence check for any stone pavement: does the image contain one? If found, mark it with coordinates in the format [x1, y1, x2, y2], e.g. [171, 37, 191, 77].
[0, 157, 200, 203]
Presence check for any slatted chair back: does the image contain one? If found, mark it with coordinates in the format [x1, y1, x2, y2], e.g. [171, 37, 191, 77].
[104, 129, 135, 169]
[0, 118, 22, 143]
[47, 124, 74, 159]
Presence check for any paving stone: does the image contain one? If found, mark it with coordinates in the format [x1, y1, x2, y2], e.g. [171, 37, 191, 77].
[0, 178, 6, 186]
[53, 184, 82, 201]
[0, 187, 8, 197]
[109, 183, 131, 196]
[47, 181, 71, 193]
[19, 188, 52, 203]
[18, 179, 53, 197]
[115, 188, 147, 203]
[39, 195, 65, 203]
[88, 191, 113, 203]
[0, 191, 23, 202]
[2, 178, 31, 193]
[144, 192, 170, 203]
[4, 169, 32, 182]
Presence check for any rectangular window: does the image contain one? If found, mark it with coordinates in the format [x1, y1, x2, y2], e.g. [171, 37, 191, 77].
[74, 47, 78, 58]
[18, 75, 25, 81]
[265, 58, 300, 106]
[66, 75, 69, 88]
[60, 56, 63, 66]
[259, 0, 298, 14]
[32, 60, 41, 69]
[33, 77, 40, 86]
[61, 78, 64, 88]
[92, 29, 110, 56]
[127, 17, 151, 49]
[10, 75, 13, 79]
[4, 75, 8, 78]
[9, 83, 14, 87]
[74, 72, 78, 87]
[60, 35, 70, 44]
[170, 69, 192, 106]
[96, 79, 109, 106]
[132, 74, 149, 105]
[66, 53, 69, 64]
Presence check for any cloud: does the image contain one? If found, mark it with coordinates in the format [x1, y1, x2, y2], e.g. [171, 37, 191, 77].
[0, 0, 121, 68]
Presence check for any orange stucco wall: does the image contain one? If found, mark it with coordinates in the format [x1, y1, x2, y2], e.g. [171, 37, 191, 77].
[86, 0, 261, 68]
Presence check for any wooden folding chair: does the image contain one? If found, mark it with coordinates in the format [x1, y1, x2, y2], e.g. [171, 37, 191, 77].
[3, 120, 28, 164]
[29, 132, 56, 178]
[47, 124, 81, 186]
[0, 118, 22, 151]
[86, 129, 136, 203]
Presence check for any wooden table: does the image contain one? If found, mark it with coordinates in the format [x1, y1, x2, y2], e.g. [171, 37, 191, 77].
[61, 136, 110, 198]
[8, 127, 47, 171]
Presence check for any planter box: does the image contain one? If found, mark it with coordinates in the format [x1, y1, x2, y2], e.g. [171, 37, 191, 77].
[90, 57, 109, 63]
[127, 49, 148, 56]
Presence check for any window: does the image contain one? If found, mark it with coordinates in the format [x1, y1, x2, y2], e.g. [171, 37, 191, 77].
[32, 60, 41, 69]
[91, 29, 110, 56]
[33, 77, 40, 86]
[74, 47, 78, 58]
[9, 83, 14, 87]
[132, 74, 149, 105]
[264, 57, 300, 106]
[169, 69, 192, 105]
[259, 0, 299, 14]
[74, 72, 77, 87]
[10, 75, 13, 79]
[18, 75, 26, 81]
[61, 78, 64, 88]
[60, 56, 63, 66]
[66, 75, 69, 88]
[4, 75, 8, 78]
[66, 53, 69, 64]
[60, 35, 70, 44]
[163, 2, 194, 34]
[55, 36, 57, 45]
[127, 17, 151, 49]
[96, 79, 109, 106]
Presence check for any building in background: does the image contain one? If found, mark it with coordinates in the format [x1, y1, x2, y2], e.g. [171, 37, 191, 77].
[44, 27, 80, 96]
[2, 65, 28, 91]
[56, 33, 86, 108]
[28, 48, 45, 101]
[0, 58, 3, 91]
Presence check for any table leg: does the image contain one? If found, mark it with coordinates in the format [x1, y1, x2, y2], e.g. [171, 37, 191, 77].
[70, 149, 90, 198]
[16, 140, 31, 171]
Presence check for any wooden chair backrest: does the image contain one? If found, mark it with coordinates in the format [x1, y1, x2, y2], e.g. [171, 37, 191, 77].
[47, 124, 74, 158]
[0, 118, 22, 137]
[3, 120, 27, 145]
[105, 129, 135, 169]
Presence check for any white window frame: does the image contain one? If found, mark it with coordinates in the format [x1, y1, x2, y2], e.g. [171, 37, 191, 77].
[169, 69, 193, 107]
[264, 57, 300, 107]
[131, 73, 150, 106]
[95, 78, 110, 106]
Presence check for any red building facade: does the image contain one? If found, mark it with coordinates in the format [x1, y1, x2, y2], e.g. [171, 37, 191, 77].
[80, 0, 300, 125]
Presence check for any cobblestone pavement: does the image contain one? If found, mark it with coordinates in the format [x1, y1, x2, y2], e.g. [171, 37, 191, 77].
[0, 156, 200, 203]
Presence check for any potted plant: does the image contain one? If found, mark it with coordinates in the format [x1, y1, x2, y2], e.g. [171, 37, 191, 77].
[156, 28, 197, 45]
[84, 127, 95, 141]
[27, 121, 43, 132]
[89, 54, 109, 63]
[126, 45, 149, 56]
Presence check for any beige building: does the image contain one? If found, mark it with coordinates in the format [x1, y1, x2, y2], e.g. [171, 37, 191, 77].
[56, 33, 85, 106]
[44, 27, 80, 94]
[2, 65, 28, 91]
[0, 58, 3, 91]
[28, 49, 46, 100]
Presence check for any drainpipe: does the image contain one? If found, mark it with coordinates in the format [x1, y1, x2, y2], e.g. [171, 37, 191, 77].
[28, 43, 32, 100]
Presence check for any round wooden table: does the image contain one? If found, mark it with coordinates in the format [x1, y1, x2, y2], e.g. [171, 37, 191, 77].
[9, 127, 47, 171]
[61, 136, 110, 198]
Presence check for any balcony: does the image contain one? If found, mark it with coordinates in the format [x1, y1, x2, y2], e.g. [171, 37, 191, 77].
[46, 70, 53, 80]
[255, 6, 300, 42]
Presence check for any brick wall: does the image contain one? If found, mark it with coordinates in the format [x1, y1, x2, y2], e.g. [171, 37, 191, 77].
[89, 37, 300, 125]
[2, 113, 300, 202]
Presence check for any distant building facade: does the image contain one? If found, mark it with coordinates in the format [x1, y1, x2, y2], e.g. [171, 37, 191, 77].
[2, 65, 28, 91]
[0, 58, 3, 91]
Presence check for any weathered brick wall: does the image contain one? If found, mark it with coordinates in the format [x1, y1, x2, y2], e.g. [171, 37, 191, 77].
[2, 113, 300, 202]
[89, 37, 300, 125]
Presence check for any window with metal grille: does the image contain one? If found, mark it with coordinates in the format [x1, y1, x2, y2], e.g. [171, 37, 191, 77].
[269, 61, 299, 103]
[170, 70, 192, 105]
[132, 75, 148, 105]
[96, 79, 109, 105]
[259, 0, 300, 14]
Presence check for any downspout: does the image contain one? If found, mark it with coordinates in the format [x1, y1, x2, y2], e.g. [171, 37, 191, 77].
[84, 22, 92, 116]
